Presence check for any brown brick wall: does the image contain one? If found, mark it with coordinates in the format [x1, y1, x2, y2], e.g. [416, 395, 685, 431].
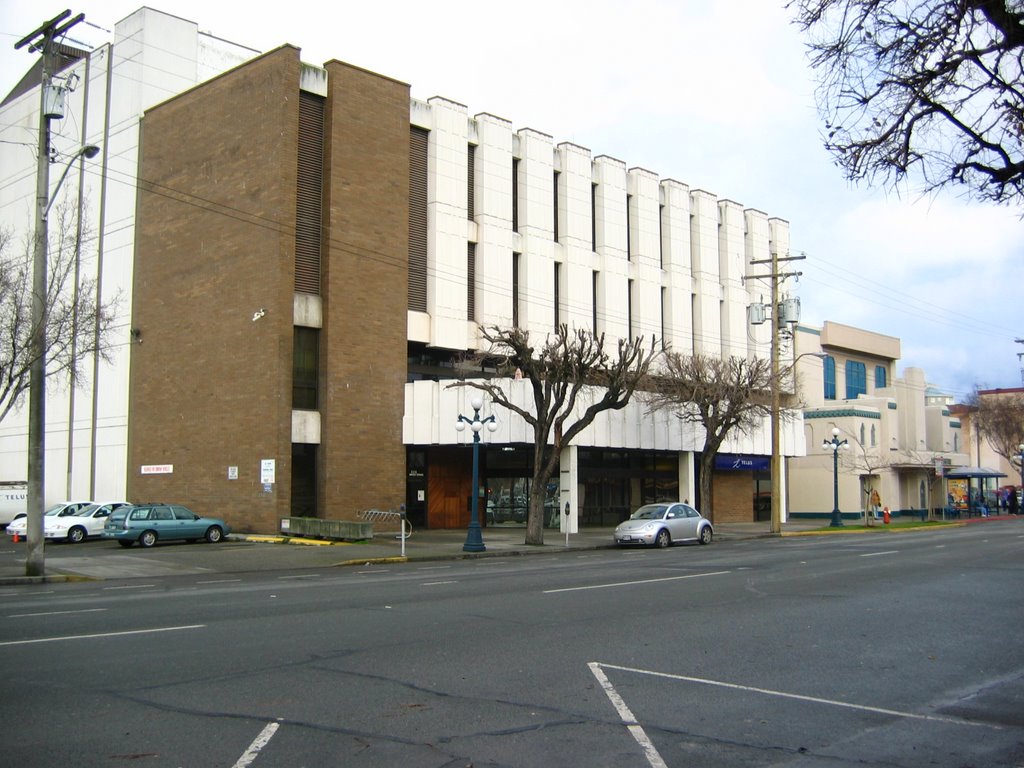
[130, 47, 302, 532]
[712, 472, 755, 523]
[319, 61, 410, 518]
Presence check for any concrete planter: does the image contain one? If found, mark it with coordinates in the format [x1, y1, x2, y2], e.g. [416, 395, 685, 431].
[280, 517, 373, 541]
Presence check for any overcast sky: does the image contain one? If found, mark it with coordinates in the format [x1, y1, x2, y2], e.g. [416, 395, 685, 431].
[3, 1, 1021, 400]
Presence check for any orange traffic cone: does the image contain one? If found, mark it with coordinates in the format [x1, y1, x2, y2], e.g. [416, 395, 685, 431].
[12, 532, 19, 542]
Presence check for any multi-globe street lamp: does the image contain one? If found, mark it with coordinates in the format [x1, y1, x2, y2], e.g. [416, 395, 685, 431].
[823, 427, 848, 528]
[455, 395, 498, 552]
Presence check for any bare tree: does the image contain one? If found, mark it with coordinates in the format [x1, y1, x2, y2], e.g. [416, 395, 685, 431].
[644, 352, 774, 522]
[455, 324, 659, 546]
[0, 205, 116, 424]
[968, 386, 1024, 473]
[790, 0, 1024, 205]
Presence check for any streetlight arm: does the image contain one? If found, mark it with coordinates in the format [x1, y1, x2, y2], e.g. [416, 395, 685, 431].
[43, 145, 99, 220]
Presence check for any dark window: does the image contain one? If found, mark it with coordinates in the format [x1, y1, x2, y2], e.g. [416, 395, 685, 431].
[512, 252, 521, 328]
[553, 170, 560, 241]
[658, 203, 665, 268]
[846, 360, 867, 399]
[591, 183, 597, 251]
[554, 262, 561, 331]
[408, 126, 429, 312]
[628, 279, 634, 339]
[467, 143, 475, 219]
[295, 92, 325, 295]
[875, 365, 887, 389]
[467, 242, 476, 321]
[592, 271, 599, 334]
[293, 327, 319, 410]
[824, 355, 836, 400]
[512, 158, 519, 232]
[291, 443, 317, 518]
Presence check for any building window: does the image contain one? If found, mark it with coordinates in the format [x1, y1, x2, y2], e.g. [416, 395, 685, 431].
[846, 360, 867, 399]
[512, 252, 521, 328]
[408, 126, 429, 312]
[871, 424, 877, 446]
[512, 158, 519, 232]
[293, 327, 319, 410]
[592, 271, 599, 334]
[591, 182, 597, 252]
[954, 433, 959, 452]
[295, 92, 325, 295]
[553, 170, 560, 242]
[875, 364, 887, 389]
[823, 355, 836, 400]
[860, 423, 866, 446]
[660, 287, 666, 348]
[658, 203, 665, 268]
[467, 143, 476, 220]
[467, 242, 476, 321]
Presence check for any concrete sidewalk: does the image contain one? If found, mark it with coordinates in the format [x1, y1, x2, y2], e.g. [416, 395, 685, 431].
[2, 516, 1014, 585]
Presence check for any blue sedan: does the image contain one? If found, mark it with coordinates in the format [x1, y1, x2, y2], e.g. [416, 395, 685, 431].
[102, 504, 230, 548]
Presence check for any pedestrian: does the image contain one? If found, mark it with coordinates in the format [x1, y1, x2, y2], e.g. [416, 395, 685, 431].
[1009, 489, 1019, 516]
[869, 488, 881, 519]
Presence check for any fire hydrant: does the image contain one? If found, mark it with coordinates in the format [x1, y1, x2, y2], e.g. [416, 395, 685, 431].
[883, 507, 891, 525]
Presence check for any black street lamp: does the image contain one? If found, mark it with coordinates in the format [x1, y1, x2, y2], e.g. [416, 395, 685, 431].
[823, 427, 848, 527]
[455, 395, 497, 552]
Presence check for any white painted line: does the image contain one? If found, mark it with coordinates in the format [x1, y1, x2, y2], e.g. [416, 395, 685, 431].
[597, 663, 997, 728]
[9, 608, 108, 618]
[103, 584, 156, 590]
[859, 551, 899, 558]
[417, 565, 453, 571]
[0, 624, 205, 647]
[197, 578, 242, 584]
[588, 662, 668, 768]
[422, 580, 457, 586]
[232, 722, 280, 768]
[278, 574, 320, 580]
[544, 570, 730, 594]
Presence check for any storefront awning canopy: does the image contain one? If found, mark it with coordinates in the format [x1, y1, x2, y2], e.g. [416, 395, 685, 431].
[944, 466, 1007, 479]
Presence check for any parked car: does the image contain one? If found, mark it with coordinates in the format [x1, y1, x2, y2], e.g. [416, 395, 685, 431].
[43, 502, 130, 543]
[613, 502, 713, 547]
[102, 504, 230, 548]
[6, 501, 94, 539]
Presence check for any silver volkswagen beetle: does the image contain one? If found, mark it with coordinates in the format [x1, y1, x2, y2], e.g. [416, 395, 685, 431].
[613, 502, 713, 547]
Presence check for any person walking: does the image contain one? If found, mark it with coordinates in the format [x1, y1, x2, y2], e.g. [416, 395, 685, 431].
[1009, 489, 1020, 516]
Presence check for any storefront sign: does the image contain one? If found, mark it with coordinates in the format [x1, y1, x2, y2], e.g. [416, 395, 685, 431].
[714, 454, 769, 471]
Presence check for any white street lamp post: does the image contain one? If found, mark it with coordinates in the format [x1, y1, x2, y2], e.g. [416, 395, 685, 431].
[823, 427, 849, 528]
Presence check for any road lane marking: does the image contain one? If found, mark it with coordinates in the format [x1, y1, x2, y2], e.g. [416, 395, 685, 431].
[9, 608, 108, 618]
[544, 570, 730, 594]
[588, 662, 668, 768]
[422, 580, 458, 586]
[232, 722, 280, 768]
[597, 663, 997, 728]
[0, 624, 205, 646]
[197, 578, 242, 584]
[859, 551, 899, 558]
[103, 584, 156, 590]
[278, 574, 320, 580]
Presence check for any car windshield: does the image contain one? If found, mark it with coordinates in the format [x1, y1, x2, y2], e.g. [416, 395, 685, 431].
[72, 505, 99, 517]
[631, 505, 667, 520]
[43, 505, 70, 516]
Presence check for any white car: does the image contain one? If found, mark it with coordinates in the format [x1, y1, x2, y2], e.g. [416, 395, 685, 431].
[6, 501, 94, 540]
[613, 502, 714, 547]
[44, 502, 131, 543]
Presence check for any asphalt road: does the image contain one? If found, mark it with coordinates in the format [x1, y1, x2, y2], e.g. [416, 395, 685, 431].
[0, 522, 1021, 767]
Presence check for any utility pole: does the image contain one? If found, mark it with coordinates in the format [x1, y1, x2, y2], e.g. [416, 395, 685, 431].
[748, 250, 804, 536]
[16, 10, 86, 577]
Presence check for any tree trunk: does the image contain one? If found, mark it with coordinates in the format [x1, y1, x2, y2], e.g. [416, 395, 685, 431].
[525, 480, 548, 546]
[698, 451, 716, 523]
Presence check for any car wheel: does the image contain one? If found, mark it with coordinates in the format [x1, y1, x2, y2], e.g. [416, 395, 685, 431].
[67, 526, 87, 544]
[654, 529, 671, 548]
[118, 540, 134, 548]
[205, 526, 223, 543]
[699, 526, 713, 545]
[139, 530, 158, 548]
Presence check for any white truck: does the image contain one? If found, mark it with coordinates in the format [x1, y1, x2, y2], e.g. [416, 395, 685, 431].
[0, 482, 27, 528]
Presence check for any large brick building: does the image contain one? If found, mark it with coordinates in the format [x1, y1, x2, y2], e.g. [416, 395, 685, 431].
[2, 7, 809, 534]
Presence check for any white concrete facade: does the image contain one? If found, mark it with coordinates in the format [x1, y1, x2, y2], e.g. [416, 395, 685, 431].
[789, 322, 968, 519]
[0, 8, 258, 504]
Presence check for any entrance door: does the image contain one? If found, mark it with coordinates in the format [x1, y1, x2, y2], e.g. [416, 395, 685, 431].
[427, 447, 473, 529]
